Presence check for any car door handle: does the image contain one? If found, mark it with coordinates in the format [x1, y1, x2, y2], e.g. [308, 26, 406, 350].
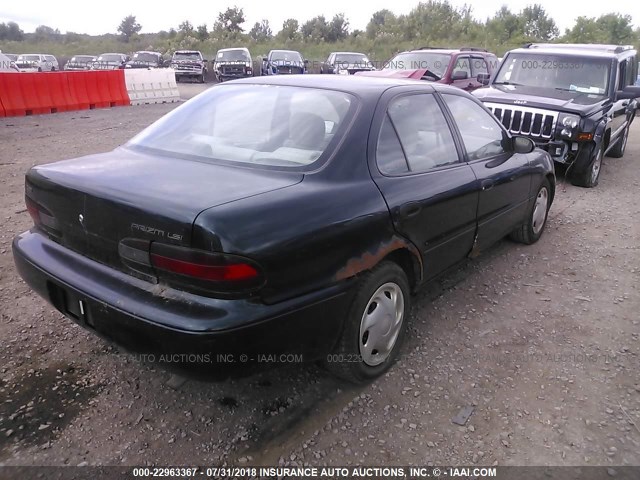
[622, 101, 629, 107]
[399, 204, 422, 218]
[481, 179, 494, 191]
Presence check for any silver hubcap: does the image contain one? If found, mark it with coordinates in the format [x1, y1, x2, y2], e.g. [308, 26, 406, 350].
[359, 282, 405, 367]
[591, 149, 602, 184]
[532, 186, 548, 234]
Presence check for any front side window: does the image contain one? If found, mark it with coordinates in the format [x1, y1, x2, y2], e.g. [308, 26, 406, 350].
[376, 94, 459, 175]
[443, 95, 506, 160]
[128, 85, 355, 170]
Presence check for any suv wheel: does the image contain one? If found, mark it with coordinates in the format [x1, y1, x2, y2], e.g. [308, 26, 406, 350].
[571, 143, 603, 188]
[325, 261, 410, 383]
[608, 124, 629, 158]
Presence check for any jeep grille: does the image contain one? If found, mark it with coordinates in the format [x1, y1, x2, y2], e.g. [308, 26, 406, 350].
[484, 103, 558, 140]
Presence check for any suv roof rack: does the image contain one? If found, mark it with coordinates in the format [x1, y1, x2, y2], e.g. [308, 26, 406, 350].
[418, 46, 488, 52]
[524, 43, 634, 54]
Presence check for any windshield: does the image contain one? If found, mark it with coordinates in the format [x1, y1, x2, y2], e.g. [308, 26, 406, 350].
[271, 51, 302, 63]
[128, 85, 355, 169]
[71, 56, 94, 63]
[335, 54, 370, 65]
[217, 50, 249, 62]
[385, 52, 451, 77]
[18, 55, 40, 62]
[494, 54, 611, 95]
[132, 52, 160, 63]
[97, 54, 123, 62]
[174, 52, 201, 61]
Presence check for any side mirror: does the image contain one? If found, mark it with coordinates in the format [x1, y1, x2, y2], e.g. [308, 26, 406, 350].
[513, 136, 535, 154]
[451, 70, 469, 81]
[477, 73, 490, 85]
[616, 85, 640, 100]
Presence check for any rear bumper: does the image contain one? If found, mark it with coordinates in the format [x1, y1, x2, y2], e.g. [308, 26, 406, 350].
[12, 230, 353, 362]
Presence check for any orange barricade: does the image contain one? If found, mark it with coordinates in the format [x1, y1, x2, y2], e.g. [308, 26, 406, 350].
[46, 72, 78, 112]
[84, 71, 111, 108]
[66, 71, 91, 110]
[109, 69, 130, 106]
[0, 70, 130, 117]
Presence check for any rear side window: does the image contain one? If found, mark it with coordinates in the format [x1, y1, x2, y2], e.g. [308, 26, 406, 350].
[376, 94, 459, 175]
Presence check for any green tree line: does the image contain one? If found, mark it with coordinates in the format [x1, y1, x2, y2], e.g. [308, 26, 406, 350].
[1, 2, 639, 62]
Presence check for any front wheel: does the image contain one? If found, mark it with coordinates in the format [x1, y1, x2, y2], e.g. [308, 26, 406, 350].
[510, 178, 551, 244]
[571, 143, 603, 188]
[325, 262, 410, 383]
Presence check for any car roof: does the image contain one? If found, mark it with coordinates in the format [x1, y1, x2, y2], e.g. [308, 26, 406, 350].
[509, 44, 634, 58]
[271, 49, 300, 54]
[218, 47, 249, 52]
[134, 51, 160, 55]
[99, 53, 126, 56]
[175, 50, 201, 53]
[332, 52, 368, 55]
[228, 73, 465, 95]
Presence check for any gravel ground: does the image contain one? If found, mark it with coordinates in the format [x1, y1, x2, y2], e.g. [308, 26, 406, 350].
[0, 85, 638, 469]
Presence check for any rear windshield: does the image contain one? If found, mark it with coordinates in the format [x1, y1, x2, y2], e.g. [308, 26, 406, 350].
[128, 85, 355, 170]
[385, 52, 452, 78]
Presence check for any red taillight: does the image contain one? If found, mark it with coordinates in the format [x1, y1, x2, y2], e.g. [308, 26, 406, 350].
[25, 197, 41, 225]
[141, 242, 265, 296]
[150, 253, 258, 281]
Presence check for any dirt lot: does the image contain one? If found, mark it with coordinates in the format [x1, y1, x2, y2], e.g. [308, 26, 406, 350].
[0, 85, 638, 470]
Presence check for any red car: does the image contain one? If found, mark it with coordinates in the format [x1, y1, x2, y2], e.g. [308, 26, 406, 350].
[361, 47, 499, 92]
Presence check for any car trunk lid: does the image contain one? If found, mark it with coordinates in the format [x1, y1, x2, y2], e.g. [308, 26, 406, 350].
[25, 147, 302, 274]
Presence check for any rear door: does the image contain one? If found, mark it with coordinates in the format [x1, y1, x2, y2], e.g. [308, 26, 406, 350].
[441, 92, 532, 251]
[369, 89, 479, 280]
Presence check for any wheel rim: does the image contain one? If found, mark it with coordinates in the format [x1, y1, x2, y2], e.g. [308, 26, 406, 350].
[590, 149, 602, 184]
[532, 186, 549, 235]
[359, 282, 405, 367]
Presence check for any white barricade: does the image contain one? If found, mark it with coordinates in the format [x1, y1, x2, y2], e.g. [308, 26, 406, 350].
[124, 68, 180, 105]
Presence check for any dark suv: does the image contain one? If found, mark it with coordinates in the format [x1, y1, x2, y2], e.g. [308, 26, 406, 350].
[474, 44, 640, 187]
[382, 47, 499, 91]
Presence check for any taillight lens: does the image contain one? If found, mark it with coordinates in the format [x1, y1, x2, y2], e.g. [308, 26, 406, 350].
[121, 241, 265, 297]
[25, 195, 59, 233]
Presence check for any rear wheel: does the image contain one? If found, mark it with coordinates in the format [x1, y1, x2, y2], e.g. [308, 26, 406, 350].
[325, 262, 410, 383]
[571, 143, 603, 188]
[608, 124, 629, 158]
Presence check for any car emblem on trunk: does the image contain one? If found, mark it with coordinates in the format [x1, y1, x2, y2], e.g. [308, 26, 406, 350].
[78, 214, 86, 231]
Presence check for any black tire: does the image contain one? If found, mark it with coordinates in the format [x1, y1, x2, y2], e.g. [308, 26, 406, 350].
[607, 124, 629, 158]
[571, 143, 603, 188]
[324, 261, 410, 384]
[510, 178, 551, 244]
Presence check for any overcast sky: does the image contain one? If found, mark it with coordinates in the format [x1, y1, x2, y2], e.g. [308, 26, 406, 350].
[1, 0, 638, 36]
